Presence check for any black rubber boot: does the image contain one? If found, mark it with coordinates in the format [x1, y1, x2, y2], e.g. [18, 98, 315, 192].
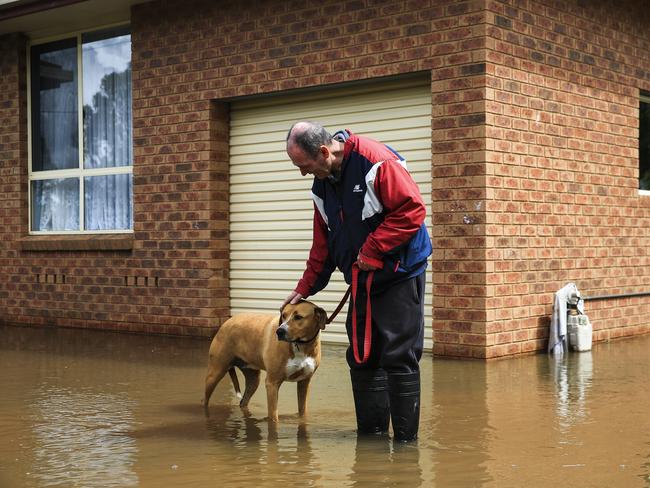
[388, 371, 420, 442]
[350, 369, 390, 435]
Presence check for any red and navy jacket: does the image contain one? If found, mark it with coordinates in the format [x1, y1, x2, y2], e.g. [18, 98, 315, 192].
[294, 129, 431, 297]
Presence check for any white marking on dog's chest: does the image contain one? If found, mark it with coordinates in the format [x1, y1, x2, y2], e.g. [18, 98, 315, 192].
[285, 352, 316, 382]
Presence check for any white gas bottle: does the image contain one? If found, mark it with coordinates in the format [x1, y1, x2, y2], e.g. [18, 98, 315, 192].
[568, 313, 592, 352]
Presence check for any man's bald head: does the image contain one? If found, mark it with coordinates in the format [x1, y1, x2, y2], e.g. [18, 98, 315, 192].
[286, 121, 345, 179]
[286, 121, 332, 159]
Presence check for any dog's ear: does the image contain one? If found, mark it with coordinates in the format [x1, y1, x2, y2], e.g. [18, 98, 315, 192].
[279, 302, 290, 326]
[314, 306, 327, 330]
[278, 305, 285, 327]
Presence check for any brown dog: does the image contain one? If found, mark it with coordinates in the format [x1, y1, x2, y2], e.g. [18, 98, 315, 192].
[202, 300, 326, 422]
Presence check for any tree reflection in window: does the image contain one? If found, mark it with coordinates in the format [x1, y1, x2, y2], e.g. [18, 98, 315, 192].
[29, 28, 132, 232]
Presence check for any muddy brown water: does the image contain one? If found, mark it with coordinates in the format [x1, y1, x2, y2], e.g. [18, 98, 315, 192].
[0, 325, 649, 487]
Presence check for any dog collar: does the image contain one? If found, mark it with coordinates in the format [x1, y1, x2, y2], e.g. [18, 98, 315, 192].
[290, 330, 320, 345]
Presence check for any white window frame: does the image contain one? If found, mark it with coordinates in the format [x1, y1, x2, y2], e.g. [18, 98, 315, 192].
[27, 22, 133, 235]
[639, 94, 650, 196]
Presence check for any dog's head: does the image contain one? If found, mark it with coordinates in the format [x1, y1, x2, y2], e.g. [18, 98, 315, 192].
[277, 300, 327, 343]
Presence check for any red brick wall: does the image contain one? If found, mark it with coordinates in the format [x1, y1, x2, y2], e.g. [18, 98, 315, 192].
[476, 0, 650, 358]
[0, 33, 28, 324]
[429, 6, 490, 357]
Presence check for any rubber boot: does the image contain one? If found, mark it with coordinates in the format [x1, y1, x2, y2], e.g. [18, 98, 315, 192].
[388, 371, 420, 442]
[350, 369, 390, 435]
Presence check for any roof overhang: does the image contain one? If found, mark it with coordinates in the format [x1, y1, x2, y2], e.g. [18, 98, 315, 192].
[0, 0, 148, 40]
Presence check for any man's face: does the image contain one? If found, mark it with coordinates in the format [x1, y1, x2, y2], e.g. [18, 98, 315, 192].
[287, 143, 332, 179]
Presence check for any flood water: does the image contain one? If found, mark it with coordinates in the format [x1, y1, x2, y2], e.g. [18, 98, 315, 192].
[0, 325, 649, 487]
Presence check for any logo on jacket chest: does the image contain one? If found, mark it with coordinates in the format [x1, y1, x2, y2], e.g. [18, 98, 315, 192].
[352, 184, 363, 193]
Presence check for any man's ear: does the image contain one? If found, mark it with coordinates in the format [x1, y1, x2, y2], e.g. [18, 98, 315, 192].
[314, 306, 327, 330]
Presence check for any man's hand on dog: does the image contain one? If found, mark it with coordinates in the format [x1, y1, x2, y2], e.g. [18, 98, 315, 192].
[281, 291, 303, 311]
[281, 254, 378, 311]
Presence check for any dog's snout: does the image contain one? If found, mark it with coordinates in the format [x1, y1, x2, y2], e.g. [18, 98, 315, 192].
[276, 325, 288, 340]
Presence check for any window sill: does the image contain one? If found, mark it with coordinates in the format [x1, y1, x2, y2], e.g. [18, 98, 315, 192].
[18, 234, 134, 252]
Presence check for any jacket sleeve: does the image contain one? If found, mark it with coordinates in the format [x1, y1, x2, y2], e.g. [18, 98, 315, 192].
[295, 206, 336, 297]
[359, 159, 426, 268]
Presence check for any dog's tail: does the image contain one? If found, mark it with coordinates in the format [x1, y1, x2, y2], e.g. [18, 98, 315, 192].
[228, 368, 242, 400]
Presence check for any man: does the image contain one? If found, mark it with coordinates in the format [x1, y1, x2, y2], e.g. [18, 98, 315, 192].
[282, 121, 431, 442]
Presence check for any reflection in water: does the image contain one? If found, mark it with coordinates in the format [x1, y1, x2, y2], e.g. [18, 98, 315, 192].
[1, 325, 650, 487]
[350, 437, 422, 487]
[550, 352, 593, 432]
[640, 455, 650, 486]
[431, 361, 493, 486]
[29, 388, 138, 487]
[202, 405, 322, 486]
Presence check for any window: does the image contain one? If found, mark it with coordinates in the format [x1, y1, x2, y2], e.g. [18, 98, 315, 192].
[640, 94, 650, 192]
[29, 26, 132, 233]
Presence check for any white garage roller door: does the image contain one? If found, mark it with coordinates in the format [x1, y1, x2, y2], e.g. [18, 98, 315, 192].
[229, 77, 433, 350]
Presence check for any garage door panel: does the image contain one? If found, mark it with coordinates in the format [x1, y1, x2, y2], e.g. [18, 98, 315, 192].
[231, 283, 350, 296]
[230, 109, 431, 143]
[231, 269, 322, 282]
[229, 154, 293, 170]
[236, 167, 430, 189]
[231, 279, 433, 307]
[230, 171, 307, 186]
[231, 220, 314, 232]
[231, 261, 310, 271]
[230, 78, 433, 350]
[230, 124, 431, 155]
[230, 250, 315, 261]
[230, 160, 432, 190]
[231, 145, 431, 177]
[231, 192, 308, 204]
[231, 104, 427, 132]
[231, 228, 312, 242]
[230, 91, 430, 123]
[231, 85, 431, 126]
[229, 199, 313, 214]
[231, 290, 349, 303]
[231, 287, 433, 305]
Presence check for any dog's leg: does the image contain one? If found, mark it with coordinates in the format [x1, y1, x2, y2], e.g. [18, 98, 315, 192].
[228, 368, 242, 399]
[203, 363, 229, 408]
[265, 379, 281, 422]
[297, 377, 311, 417]
[239, 369, 260, 408]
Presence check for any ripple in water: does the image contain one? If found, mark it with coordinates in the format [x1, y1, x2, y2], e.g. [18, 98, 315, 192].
[29, 387, 138, 487]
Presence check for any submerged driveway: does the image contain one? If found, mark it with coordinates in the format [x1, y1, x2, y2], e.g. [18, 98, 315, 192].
[0, 325, 648, 487]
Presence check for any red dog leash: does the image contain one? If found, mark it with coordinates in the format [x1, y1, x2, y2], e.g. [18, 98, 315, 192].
[324, 263, 375, 364]
[351, 263, 374, 364]
[326, 287, 351, 324]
